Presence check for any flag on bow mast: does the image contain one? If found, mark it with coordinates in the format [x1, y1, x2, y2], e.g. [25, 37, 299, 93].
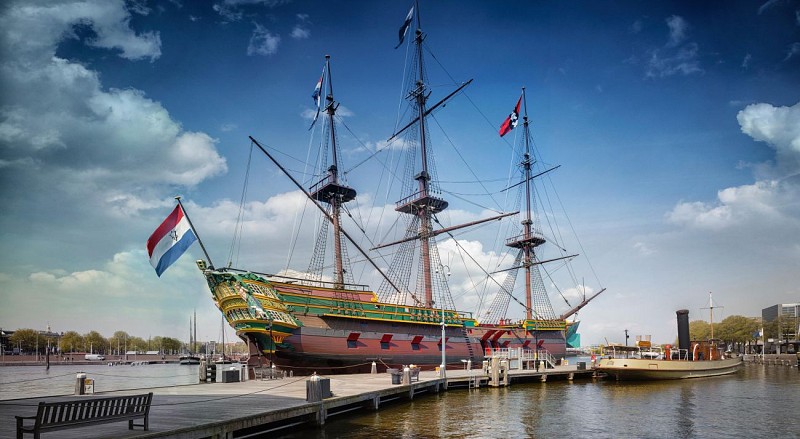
[147, 204, 197, 277]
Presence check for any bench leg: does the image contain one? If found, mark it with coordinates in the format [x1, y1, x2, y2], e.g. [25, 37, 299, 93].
[129, 416, 149, 431]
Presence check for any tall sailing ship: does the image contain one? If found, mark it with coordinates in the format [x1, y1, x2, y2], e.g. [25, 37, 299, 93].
[183, 5, 604, 373]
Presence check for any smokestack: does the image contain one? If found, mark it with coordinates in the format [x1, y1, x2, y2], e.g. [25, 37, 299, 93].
[677, 309, 690, 360]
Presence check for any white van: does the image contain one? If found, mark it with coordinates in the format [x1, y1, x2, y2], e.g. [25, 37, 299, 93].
[85, 354, 105, 361]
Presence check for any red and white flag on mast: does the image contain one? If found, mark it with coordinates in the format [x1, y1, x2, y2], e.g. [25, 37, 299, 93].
[499, 96, 521, 137]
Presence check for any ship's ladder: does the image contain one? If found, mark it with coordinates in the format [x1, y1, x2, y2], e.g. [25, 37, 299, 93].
[461, 326, 476, 364]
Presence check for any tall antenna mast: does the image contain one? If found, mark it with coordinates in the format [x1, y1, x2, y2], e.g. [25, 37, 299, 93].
[701, 291, 723, 340]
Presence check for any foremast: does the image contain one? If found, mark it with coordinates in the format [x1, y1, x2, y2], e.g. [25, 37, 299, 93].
[308, 55, 356, 290]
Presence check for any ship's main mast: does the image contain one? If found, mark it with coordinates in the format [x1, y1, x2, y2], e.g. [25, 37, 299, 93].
[393, 12, 449, 309]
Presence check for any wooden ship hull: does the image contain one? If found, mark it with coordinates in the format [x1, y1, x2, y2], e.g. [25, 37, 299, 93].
[204, 269, 568, 373]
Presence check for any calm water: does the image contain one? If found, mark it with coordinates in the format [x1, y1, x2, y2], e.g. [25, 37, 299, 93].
[1, 363, 797, 438]
[283, 363, 799, 439]
[0, 363, 198, 400]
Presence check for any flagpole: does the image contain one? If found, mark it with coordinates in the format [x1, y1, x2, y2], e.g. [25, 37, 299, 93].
[175, 196, 215, 269]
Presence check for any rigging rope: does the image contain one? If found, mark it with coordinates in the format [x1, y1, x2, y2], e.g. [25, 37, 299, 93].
[227, 143, 254, 268]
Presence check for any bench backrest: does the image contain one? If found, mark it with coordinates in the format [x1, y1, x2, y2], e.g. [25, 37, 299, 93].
[35, 393, 153, 428]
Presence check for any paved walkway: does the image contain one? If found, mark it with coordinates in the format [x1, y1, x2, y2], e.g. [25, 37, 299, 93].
[1, 370, 439, 439]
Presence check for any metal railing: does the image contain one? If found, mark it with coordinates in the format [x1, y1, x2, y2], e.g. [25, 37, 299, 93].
[485, 347, 556, 368]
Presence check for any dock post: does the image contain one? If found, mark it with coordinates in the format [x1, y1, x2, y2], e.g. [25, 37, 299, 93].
[315, 404, 327, 425]
[371, 361, 377, 374]
[540, 373, 547, 382]
[489, 357, 499, 387]
[74, 373, 86, 395]
[568, 372, 574, 381]
[372, 396, 380, 410]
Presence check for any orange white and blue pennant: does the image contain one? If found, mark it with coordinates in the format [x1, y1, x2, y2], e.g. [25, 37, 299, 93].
[147, 205, 197, 277]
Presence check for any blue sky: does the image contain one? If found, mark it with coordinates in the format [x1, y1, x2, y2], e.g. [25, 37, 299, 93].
[1, 0, 798, 347]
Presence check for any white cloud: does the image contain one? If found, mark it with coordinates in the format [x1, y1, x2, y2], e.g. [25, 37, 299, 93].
[302, 104, 354, 122]
[0, 0, 226, 270]
[668, 101, 800, 232]
[0, 0, 161, 62]
[247, 22, 280, 56]
[784, 42, 800, 61]
[292, 25, 310, 39]
[634, 242, 655, 256]
[212, 3, 243, 22]
[0, 250, 210, 338]
[213, 0, 290, 22]
[642, 15, 702, 78]
[665, 15, 688, 47]
[742, 53, 752, 68]
[737, 101, 800, 175]
[646, 42, 702, 78]
[291, 13, 311, 39]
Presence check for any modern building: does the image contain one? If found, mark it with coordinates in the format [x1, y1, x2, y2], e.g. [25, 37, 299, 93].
[762, 303, 799, 354]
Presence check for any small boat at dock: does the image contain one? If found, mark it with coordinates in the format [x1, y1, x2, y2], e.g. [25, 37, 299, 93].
[179, 356, 200, 365]
[596, 308, 743, 380]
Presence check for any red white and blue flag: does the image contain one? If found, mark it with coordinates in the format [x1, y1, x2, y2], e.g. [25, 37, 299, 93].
[309, 65, 325, 130]
[499, 96, 521, 137]
[147, 205, 197, 277]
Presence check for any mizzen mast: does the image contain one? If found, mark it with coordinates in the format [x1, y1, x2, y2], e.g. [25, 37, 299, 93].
[504, 88, 547, 320]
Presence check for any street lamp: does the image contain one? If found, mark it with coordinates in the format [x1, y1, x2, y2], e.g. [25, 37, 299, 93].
[435, 265, 450, 379]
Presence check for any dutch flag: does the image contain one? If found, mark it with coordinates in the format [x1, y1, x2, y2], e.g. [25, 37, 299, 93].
[147, 205, 197, 277]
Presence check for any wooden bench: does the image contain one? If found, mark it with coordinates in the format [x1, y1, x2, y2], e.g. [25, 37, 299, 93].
[16, 392, 153, 438]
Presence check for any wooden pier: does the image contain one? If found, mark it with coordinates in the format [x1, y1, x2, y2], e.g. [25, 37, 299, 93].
[0, 364, 595, 439]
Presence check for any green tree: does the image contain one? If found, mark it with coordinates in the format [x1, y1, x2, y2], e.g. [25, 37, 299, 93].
[108, 331, 130, 355]
[716, 315, 759, 352]
[128, 336, 147, 352]
[60, 331, 84, 352]
[161, 337, 182, 354]
[763, 319, 779, 340]
[83, 331, 108, 354]
[151, 336, 164, 353]
[9, 328, 37, 353]
[689, 320, 711, 341]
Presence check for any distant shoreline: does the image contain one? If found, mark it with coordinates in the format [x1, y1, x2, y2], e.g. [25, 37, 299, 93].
[0, 353, 249, 366]
[0, 354, 180, 367]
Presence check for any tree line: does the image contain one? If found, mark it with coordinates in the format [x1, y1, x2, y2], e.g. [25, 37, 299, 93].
[687, 314, 783, 352]
[6, 329, 186, 355]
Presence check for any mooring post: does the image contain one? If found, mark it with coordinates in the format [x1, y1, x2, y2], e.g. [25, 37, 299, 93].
[74, 372, 86, 395]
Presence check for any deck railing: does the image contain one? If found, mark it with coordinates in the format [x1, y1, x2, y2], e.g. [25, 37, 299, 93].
[485, 347, 556, 368]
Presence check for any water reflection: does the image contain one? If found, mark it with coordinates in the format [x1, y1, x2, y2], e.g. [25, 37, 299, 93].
[281, 364, 799, 439]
